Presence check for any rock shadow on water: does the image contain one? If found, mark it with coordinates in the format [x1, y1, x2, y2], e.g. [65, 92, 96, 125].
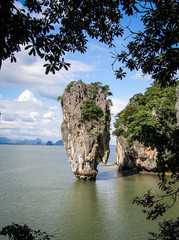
[96, 165, 140, 180]
[118, 168, 140, 178]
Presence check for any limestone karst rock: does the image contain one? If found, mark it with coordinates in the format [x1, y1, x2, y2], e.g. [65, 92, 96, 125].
[61, 80, 111, 181]
[114, 83, 178, 173]
[116, 136, 157, 172]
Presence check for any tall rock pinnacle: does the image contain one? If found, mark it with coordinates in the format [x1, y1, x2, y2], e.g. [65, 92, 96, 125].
[61, 80, 111, 181]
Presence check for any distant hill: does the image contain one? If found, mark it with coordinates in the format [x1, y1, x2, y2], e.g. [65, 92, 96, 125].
[0, 137, 64, 146]
[46, 140, 53, 145]
[0, 137, 14, 144]
[54, 140, 63, 145]
[0, 137, 44, 145]
[46, 140, 64, 146]
[16, 138, 44, 145]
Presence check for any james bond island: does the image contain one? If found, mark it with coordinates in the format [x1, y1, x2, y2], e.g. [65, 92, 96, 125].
[61, 80, 112, 181]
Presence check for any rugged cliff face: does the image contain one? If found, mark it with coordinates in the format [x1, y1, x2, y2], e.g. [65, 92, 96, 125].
[114, 83, 178, 172]
[61, 80, 111, 181]
[116, 136, 157, 172]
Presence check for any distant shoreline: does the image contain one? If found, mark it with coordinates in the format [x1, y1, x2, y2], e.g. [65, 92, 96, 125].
[0, 137, 64, 146]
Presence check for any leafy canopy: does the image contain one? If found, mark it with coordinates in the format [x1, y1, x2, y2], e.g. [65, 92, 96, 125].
[113, 83, 178, 149]
[1, 1, 178, 86]
[0, 0, 128, 74]
[148, 217, 179, 240]
[112, 0, 179, 86]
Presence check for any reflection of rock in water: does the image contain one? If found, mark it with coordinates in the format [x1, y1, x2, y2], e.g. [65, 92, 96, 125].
[61, 80, 111, 181]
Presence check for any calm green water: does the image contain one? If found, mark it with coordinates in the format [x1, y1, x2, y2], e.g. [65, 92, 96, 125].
[0, 145, 178, 240]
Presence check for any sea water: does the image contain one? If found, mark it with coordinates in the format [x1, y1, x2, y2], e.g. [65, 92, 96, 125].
[0, 145, 178, 240]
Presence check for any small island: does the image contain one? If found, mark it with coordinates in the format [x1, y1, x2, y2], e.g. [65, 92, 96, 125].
[60, 80, 112, 181]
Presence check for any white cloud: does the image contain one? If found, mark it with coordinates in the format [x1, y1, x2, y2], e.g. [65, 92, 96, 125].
[0, 91, 62, 142]
[90, 44, 108, 52]
[109, 97, 129, 145]
[67, 60, 95, 72]
[30, 112, 40, 120]
[0, 47, 95, 100]
[17, 89, 38, 102]
[43, 111, 55, 119]
[131, 69, 151, 82]
[110, 98, 128, 116]
[50, 106, 58, 110]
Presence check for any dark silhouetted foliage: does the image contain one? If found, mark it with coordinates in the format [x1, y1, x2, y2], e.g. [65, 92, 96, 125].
[0, 0, 126, 73]
[112, 0, 179, 86]
[1, 1, 178, 86]
[0, 223, 54, 240]
[148, 217, 179, 240]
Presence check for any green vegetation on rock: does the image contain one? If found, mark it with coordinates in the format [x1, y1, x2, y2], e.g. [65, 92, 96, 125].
[65, 81, 76, 92]
[79, 82, 112, 137]
[113, 83, 178, 148]
[81, 99, 104, 123]
[57, 96, 62, 101]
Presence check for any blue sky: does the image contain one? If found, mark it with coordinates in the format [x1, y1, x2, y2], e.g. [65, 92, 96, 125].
[0, 1, 151, 145]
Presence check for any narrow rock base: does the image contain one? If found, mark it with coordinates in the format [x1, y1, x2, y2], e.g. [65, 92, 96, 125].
[76, 175, 97, 181]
